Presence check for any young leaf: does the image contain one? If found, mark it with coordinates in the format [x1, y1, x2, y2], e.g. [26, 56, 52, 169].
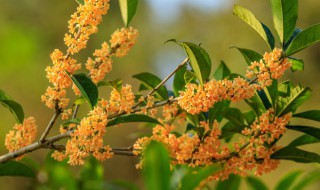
[293, 110, 320, 122]
[285, 24, 320, 56]
[173, 64, 187, 97]
[271, 146, 320, 163]
[289, 134, 320, 147]
[97, 79, 123, 93]
[270, 0, 298, 43]
[233, 5, 275, 49]
[107, 114, 161, 127]
[214, 60, 231, 80]
[0, 161, 36, 178]
[132, 72, 169, 100]
[118, 0, 138, 27]
[245, 176, 268, 190]
[216, 174, 241, 190]
[0, 89, 24, 123]
[61, 118, 81, 127]
[274, 170, 303, 190]
[276, 85, 311, 116]
[180, 165, 220, 190]
[289, 57, 304, 72]
[69, 73, 98, 110]
[232, 47, 263, 65]
[143, 141, 171, 190]
[286, 125, 320, 140]
[167, 40, 212, 84]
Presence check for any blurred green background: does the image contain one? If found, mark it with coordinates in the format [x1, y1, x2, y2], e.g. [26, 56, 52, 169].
[0, 0, 319, 189]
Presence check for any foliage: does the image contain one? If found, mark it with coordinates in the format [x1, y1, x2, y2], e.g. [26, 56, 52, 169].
[0, 0, 319, 189]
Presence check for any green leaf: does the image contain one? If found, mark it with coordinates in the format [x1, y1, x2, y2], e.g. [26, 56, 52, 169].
[143, 141, 171, 190]
[209, 100, 230, 125]
[118, 0, 138, 27]
[69, 73, 98, 110]
[289, 57, 304, 72]
[107, 114, 161, 127]
[132, 72, 169, 100]
[293, 110, 320, 122]
[265, 79, 278, 107]
[245, 92, 267, 117]
[0, 161, 36, 178]
[233, 5, 275, 49]
[61, 118, 81, 127]
[278, 80, 293, 97]
[271, 146, 320, 163]
[276, 85, 311, 116]
[214, 60, 231, 80]
[184, 70, 197, 84]
[167, 40, 212, 84]
[97, 79, 123, 93]
[0, 89, 24, 123]
[270, 0, 298, 43]
[243, 110, 257, 126]
[286, 125, 320, 140]
[245, 176, 268, 190]
[110, 180, 141, 190]
[220, 122, 242, 139]
[284, 28, 302, 50]
[232, 47, 263, 65]
[180, 165, 220, 190]
[79, 156, 104, 189]
[289, 134, 320, 147]
[74, 96, 86, 105]
[173, 64, 187, 97]
[216, 174, 241, 190]
[221, 108, 246, 127]
[286, 24, 320, 56]
[274, 170, 303, 190]
[291, 171, 320, 190]
[257, 88, 272, 110]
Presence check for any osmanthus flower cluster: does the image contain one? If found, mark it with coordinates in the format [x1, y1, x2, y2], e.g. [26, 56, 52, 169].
[5, 117, 38, 160]
[178, 48, 290, 115]
[133, 109, 292, 183]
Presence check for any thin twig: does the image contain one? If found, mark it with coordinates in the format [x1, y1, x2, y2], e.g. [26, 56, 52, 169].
[39, 102, 62, 142]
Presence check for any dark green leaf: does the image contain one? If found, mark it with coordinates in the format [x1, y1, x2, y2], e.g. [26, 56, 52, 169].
[167, 40, 211, 84]
[173, 64, 187, 97]
[271, 146, 320, 163]
[232, 47, 263, 65]
[221, 122, 242, 140]
[118, 0, 138, 27]
[0, 100, 24, 124]
[0, 89, 24, 123]
[214, 60, 231, 80]
[233, 5, 275, 49]
[0, 161, 36, 178]
[69, 73, 98, 110]
[107, 114, 161, 127]
[216, 174, 241, 190]
[265, 79, 278, 107]
[293, 110, 320, 122]
[209, 100, 230, 125]
[257, 90, 272, 110]
[132, 72, 169, 100]
[221, 108, 246, 127]
[289, 57, 304, 72]
[276, 85, 311, 116]
[274, 170, 303, 190]
[284, 28, 302, 50]
[270, 0, 298, 43]
[246, 176, 268, 190]
[180, 165, 219, 190]
[291, 171, 320, 190]
[286, 125, 320, 140]
[139, 83, 149, 92]
[286, 24, 320, 56]
[245, 92, 266, 117]
[289, 134, 320, 147]
[143, 141, 171, 190]
[243, 111, 256, 126]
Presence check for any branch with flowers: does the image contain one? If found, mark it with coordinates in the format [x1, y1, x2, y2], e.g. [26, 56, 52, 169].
[1, 0, 320, 189]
